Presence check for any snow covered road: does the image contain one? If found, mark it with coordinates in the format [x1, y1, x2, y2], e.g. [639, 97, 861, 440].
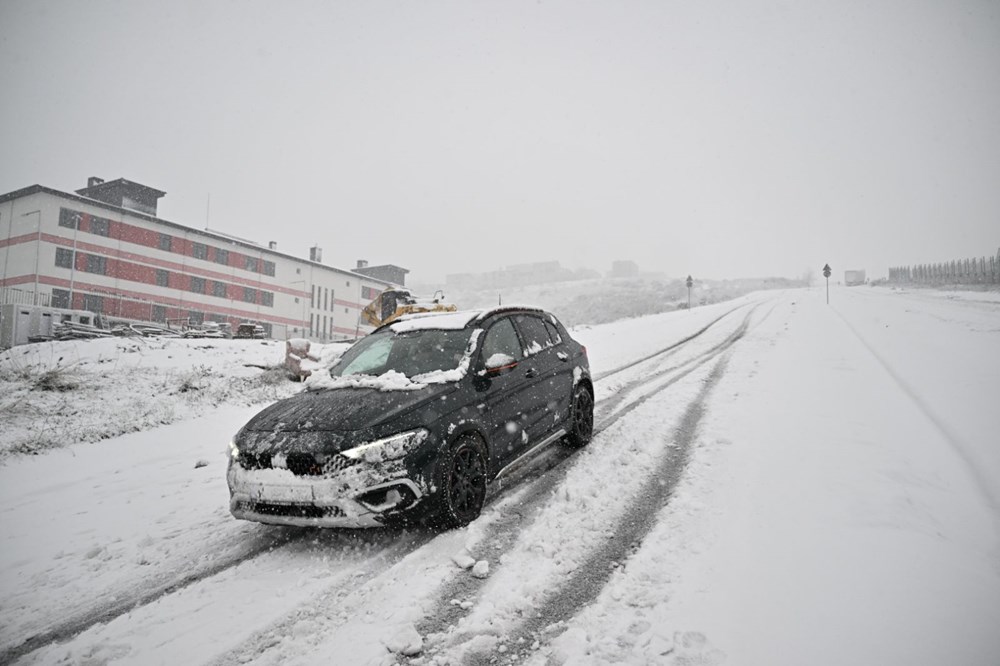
[1, 287, 998, 665]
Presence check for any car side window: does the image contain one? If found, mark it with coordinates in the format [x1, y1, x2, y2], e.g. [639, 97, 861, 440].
[481, 318, 523, 364]
[515, 315, 553, 356]
[544, 320, 562, 345]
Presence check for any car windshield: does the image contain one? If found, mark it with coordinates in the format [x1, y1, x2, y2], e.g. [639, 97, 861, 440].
[331, 328, 475, 379]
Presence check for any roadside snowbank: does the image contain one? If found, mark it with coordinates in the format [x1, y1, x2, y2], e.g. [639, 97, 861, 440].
[1, 337, 302, 459]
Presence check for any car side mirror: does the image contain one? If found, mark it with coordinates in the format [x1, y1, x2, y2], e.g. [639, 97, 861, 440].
[483, 353, 517, 375]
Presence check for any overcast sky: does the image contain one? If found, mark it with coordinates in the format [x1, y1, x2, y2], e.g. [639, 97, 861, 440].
[1, 0, 998, 284]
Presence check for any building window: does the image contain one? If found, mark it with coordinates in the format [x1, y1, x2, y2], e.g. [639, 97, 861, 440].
[262, 291, 274, 307]
[213, 281, 227, 298]
[90, 216, 110, 237]
[188, 310, 204, 325]
[84, 254, 107, 275]
[155, 269, 169, 287]
[215, 248, 229, 265]
[324, 288, 329, 311]
[245, 256, 258, 272]
[192, 243, 208, 260]
[55, 248, 74, 269]
[361, 286, 380, 300]
[311, 285, 315, 308]
[296, 268, 301, 275]
[159, 233, 172, 251]
[152, 305, 166, 322]
[82, 294, 104, 313]
[59, 208, 80, 229]
[189, 277, 205, 294]
[346, 281, 350, 287]
[51, 288, 70, 309]
[243, 287, 257, 303]
[262, 260, 275, 277]
[344, 307, 349, 314]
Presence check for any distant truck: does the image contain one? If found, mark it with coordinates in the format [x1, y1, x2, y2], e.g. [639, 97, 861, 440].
[360, 288, 456, 328]
[844, 269, 867, 286]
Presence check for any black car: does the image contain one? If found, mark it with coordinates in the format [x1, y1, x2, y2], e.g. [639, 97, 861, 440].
[227, 306, 593, 529]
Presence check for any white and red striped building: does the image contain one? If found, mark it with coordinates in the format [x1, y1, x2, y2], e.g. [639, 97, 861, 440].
[0, 177, 398, 341]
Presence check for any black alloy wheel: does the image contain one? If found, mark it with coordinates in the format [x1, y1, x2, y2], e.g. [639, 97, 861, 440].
[566, 385, 594, 447]
[437, 435, 488, 528]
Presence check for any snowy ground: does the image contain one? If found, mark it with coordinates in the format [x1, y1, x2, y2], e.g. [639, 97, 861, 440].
[0, 286, 998, 665]
[0, 337, 292, 459]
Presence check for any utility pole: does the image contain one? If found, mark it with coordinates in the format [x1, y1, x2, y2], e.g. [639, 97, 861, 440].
[22, 211, 42, 305]
[686, 275, 693, 309]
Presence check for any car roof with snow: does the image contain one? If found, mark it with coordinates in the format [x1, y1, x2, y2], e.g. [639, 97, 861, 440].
[385, 306, 550, 334]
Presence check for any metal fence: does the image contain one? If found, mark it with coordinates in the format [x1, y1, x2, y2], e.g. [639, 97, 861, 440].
[888, 248, 1000, 286]
[0, 287, 51, 307]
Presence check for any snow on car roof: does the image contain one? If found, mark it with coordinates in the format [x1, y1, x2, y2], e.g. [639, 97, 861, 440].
[389, 310, 482, 333]
[474, 304, 548, 320]
[389, 305, 551, 333]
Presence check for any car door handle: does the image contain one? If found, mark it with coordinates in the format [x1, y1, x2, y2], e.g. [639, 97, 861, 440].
[524, 367, 538, 379]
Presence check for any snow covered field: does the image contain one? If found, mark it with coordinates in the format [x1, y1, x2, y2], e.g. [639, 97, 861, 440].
[1, 286, 998, 665]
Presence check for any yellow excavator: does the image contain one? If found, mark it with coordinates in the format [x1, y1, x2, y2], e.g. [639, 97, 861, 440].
[361, 288, 457, 328]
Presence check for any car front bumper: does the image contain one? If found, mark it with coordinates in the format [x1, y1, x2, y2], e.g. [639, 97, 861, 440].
[227, 463, 424, 528]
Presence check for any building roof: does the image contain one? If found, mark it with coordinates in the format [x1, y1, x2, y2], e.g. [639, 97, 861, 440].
[74, 178, 167, 199]
[355, 264, 410, 276]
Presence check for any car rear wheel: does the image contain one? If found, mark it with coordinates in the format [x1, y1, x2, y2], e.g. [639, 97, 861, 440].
[430, 435, 488, 529]
[566, 385, 594, 447]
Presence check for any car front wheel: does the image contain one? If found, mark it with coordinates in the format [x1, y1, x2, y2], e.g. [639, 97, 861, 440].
[566, 385, 594, 447]
[431, 435, 488, 529]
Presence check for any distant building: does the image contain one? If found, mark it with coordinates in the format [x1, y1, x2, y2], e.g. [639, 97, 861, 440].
[353, 260, 409, 286]
[0, 177, 404, 342]
[610, 260, 639, 278]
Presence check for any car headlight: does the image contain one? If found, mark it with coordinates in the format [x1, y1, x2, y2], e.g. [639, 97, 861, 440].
[341, 429, 429, 463]
[229, 440, 240, 460]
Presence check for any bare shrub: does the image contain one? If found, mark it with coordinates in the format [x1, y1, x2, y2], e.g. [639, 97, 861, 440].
[32, 368, 80, 392]
[175, 365, 212, 394]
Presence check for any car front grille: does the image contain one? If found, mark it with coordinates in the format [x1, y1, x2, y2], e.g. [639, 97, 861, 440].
[239, 451, 359, 476]
[322, 454, 360, 475]
[286, 451, 322, 476]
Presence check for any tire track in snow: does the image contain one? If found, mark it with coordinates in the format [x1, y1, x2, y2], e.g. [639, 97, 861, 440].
[0, 529, 312, 664]
[406, 306, 765, 662]
[593, 306, 758, 429]
[591, 302, 747, 382]
[515, 355, 730, 666]
[831, 306, 1000, 515]
[205, 531, 439, 666]
[0, 528, 383, 665]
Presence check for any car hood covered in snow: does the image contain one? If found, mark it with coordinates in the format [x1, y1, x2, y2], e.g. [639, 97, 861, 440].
[240, 384, 454, 436]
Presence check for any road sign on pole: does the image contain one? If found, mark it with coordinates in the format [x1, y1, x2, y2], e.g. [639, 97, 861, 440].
[686, 275, 693, 309]
[823, 264, 831, 304]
